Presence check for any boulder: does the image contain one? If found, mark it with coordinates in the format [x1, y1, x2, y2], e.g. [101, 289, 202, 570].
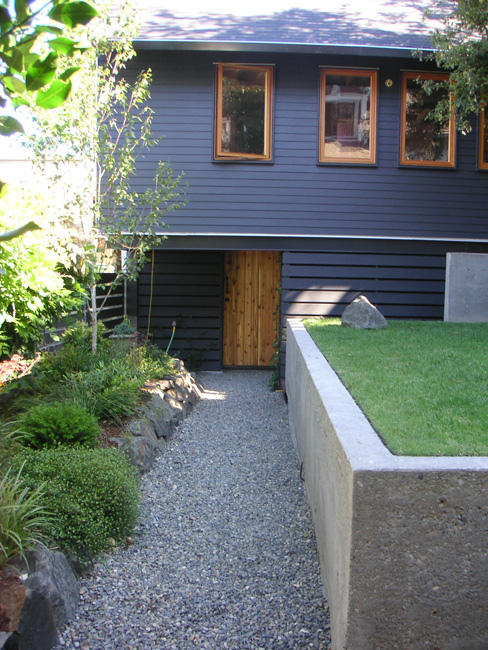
[113, 436, 160, 475]
[14, 548, 79, 627]
[341, 295, 388, 330]
[0, 547, 77, 650]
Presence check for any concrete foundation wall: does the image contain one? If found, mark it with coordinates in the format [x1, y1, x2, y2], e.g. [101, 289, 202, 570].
[286, 319, 488, 650]
[445, 252, 488, 322]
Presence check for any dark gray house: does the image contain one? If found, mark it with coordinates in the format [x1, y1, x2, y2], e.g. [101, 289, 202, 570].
[128, 1, 488, 370]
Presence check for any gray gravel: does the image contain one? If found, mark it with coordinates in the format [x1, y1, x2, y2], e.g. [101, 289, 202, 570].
[55, 369, 331, 650]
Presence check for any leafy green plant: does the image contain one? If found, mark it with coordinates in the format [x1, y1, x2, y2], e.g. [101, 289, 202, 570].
[15, 448, 140, 563]
[0, 212, 86, 358]
[0, 421, 23, 472]
[0, 464, 52, 568]
[20, 402, 99, 449]
[112, 317, 136, 336]
[57, 362, 142, 420]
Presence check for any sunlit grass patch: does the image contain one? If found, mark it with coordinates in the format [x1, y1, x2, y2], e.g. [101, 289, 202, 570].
[304, 318, 488, 456]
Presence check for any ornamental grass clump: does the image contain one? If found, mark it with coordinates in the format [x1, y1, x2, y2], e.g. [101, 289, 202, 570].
[15, 447, 141, 564]
[20, 402, 99, 449]
[0, 464, 51, 568]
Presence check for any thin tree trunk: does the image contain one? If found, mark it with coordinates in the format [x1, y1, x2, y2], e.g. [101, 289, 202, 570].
[91, 285, 98, 352]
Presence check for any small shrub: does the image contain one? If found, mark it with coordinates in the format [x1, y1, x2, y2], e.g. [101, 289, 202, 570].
[112, 317, 137, 336]
[34, 322, 109, 387]
[0, 464, 52, 567]
[57, 362, 142, 420]
[20, 402, 99, 449]
[15, 447, 140, 563]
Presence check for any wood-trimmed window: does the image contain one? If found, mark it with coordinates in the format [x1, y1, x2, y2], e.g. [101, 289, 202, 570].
[478, 106, 488, 169]
[400, 72, 456, 168]
[319, 69, 377, 164]
[214, 63, 273, 161]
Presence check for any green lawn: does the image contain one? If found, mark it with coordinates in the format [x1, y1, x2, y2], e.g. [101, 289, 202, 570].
[303, 318, 488, 456]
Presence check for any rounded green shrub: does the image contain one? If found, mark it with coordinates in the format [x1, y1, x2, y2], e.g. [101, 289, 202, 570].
[14, 447, 140, 563]
[20, 402, 100, 449]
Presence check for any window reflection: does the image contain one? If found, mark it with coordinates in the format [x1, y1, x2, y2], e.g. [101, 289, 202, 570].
[215, 64, 273, 161]
[320, 70, 377, 164]
[401, 72, 455, 167]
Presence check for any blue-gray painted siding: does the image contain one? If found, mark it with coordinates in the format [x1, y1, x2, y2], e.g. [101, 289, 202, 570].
[137, 251, 223, 370]
[129, 49, 488, 241]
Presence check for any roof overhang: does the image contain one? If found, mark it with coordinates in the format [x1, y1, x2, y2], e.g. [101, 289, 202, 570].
[133, 39, 434, 59]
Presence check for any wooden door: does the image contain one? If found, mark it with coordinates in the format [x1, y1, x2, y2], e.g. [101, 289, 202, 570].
[223, 250, 281, 367]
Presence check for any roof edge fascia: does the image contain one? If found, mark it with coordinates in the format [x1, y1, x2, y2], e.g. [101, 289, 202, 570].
[133, 39, 435, 58]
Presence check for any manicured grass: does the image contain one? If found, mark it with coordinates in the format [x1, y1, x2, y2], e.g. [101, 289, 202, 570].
[304, 318, 488, 456]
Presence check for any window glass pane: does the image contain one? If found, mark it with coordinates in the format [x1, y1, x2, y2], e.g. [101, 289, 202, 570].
[404, 77, 450, 162]
[221, 67, 266, 156]
[324, 74, 372, 160]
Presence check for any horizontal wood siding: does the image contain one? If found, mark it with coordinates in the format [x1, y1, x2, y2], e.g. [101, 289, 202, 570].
[281, 241, 488, 321]
[129, 49, 488, 241]
[137, 251, 223, 370]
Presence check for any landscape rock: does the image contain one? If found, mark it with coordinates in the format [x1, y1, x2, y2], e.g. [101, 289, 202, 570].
[0, 548, 74, 650]
[341, 295, 388, 329]
[13, 548, 79, 627]
[113, 436, 160, 475]
[113, 362, 202, 474]
[0, 631, 19, 649]
[127, 418, 155, 439]
[16, 590, 58, 650]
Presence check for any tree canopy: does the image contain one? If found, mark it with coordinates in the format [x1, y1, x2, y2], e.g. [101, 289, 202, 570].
[422, 0, 488, 133]
[0, 0, 98, 135]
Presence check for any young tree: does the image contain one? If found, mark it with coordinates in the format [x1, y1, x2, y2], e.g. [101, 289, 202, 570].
[28, 1, 185, 351]
[420, 0, 488, 133]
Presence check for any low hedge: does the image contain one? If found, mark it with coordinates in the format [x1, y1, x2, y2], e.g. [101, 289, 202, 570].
[14, 447, 141, 565]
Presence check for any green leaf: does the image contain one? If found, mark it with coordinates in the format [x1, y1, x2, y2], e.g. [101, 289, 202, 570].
[59, 66, 81, 81]
[48, 1, 98, 28]
[35, 79, 72, 109]
[26, 52, 58, 91]
[0, 116, 24, 136]
[0, 49, 24, 74]
[0, 6, 12, 33]
[14, 0, 29, 23]
[2, 75, 27, 95]
[48, 36, 79, 56]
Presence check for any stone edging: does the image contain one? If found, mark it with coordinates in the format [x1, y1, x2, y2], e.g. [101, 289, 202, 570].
[285, 319, 488, 650]
[111, 360, 203, 474]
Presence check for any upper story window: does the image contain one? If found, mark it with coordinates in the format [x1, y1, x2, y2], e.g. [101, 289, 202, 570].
[319, 69, 377, 164]
[400, 72, 456, 168]
[214, 63, 274, 161]
[479, 107, 488, 170]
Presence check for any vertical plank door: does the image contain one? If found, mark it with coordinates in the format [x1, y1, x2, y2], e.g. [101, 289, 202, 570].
[223, 250, 281, 366]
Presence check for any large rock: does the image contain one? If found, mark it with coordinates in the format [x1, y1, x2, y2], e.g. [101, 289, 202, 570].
[341, 295, 388, 329]
[114, 436, 160, 475]
[0, 547, 78, 650]
[17, 549, 79, 626]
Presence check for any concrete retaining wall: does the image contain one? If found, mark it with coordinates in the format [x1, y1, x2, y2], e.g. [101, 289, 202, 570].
[445, 252, 488, 322]
[286, 319, 488, 650]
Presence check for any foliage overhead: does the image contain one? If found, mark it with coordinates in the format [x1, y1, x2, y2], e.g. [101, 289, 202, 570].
[420, 0, 488, 133]
[0, 0, 98, 131]
[0, 187, 87, 358]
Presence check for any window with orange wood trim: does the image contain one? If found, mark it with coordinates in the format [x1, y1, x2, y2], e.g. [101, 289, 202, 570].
[214, 63, 273, 161]
[400, 72, 456, 167]
[319, 69, 377, 164]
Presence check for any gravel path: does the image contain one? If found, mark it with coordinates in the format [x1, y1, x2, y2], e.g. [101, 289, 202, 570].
[56, 369, 331, 650]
